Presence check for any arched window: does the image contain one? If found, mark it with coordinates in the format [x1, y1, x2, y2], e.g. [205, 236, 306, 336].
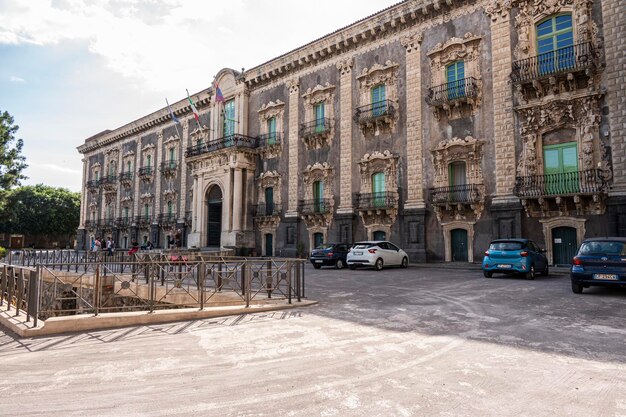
[536, 14, 574, 74]
[372, 172, 386, 207]
[446, 61, 465, 99]
[371, 84, 386, 116]
[313, 181, 324, 213]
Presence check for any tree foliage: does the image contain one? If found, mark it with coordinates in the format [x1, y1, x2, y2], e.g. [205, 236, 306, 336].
[0, 110, 28, 190]
[0, 185, 80, 235]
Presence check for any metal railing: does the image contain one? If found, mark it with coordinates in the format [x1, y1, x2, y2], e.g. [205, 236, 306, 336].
[429, 184, 481, 204]
[84, 220, 98, 229]
[511, 42, 594, 83]
[116, 217, 132, 228]
[300, 118, 332, 138]
[255, 203, 281, 217]
[357, 192, 398, 210]
[86, 180, 99, 189]
[160, 161, 178, 174]
[426, 77, 479, 106]
[2, 251, 306, 327]
[354, 100, 395, 124]
[300, 199, 331, 215]
[257, 132, 283, 148]
[185, 134, 258, 157]
[98, 175, 117, 186]
[158, 213, 177, 226]
[98, 218, 116, 227]
[135, 215, 152, 226]
[118, 172, 133, 182]
[513, 169, 607, 197]
[138, 166, 153, 176]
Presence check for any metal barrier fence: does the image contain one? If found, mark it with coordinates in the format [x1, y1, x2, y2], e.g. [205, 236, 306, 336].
[1, 253, 306, 328]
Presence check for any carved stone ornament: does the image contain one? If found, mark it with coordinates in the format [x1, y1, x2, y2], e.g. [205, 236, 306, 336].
[356, 60, 399, 100]
[401, 32, 424, 54]
[257, 171, 282, 207]
[164, 135, 180, 147]
[356, 150, 399, 229]
[104, 191, 116, 205]
[485, 0, 513, 22]
[288, 78, 300, 95]
[336, 57, 354, 76]
[162, 188, 178, 203]
[189, 125, 209, 142]
[301, 162, 334, 229]
[301, 83, 336, 149]
[140, 192, 154, 203]
[355, 61, 400, 136]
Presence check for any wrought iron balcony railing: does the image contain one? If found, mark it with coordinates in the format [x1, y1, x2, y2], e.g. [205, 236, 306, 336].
[426, 77, 479, 107]
[429, 184, 481, 204]
[254, 202, 281, 217]
[134, 215, 152, 226]
[300, 199, 331, 215]
[354, 100, 396, 126]
[357, 192, 398, 210]
[511, 42, 594, 83]
[160, 161, 178, 174]
[300, 118, 332, 139]
[185, 134, 258, 157]
[84, 220, 97, 228]
[118, 172, 133, 182]
[138, 166, 153, 176]
[98, 218, 116, 227]
[158, 213, 178, 226]
[98, 175, 117, 186]
[115, 216, 132, 227]
[513, 169, 608, 197]
[257, 132, 283, 148]
[86, 180, 99, 189]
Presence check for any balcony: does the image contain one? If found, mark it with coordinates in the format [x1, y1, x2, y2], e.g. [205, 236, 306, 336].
[185, 134, 258, 158]
[98, 218, 116, 228]
[300, 199, 332, 215]
[429, 184, 481, 205]
[257, 132, 283, 148]
[115, 216, 132, 228]
[300, 118, 333, 149]
[254, 202, 281, 217]
[138, 166, 154, 182]
[99, 174, 118, 191]
[86, 180, 99, 191]
[426, 77, 480, 107]
[357, 192, 398, 210]
[160, 161, 178, 177]
[354, 100, 396, 136]
[158, 213, 177, 228]
[134, 215, 152, 227]
[512, 42, 595, 84]
[118, 172, 133, 187]
[84, 220, 97, 229]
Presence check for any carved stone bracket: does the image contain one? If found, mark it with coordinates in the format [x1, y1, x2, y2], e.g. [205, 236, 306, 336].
[401, 32, 424, 53]
[485, 0, 513, 22]
[336, 57, 354, 76]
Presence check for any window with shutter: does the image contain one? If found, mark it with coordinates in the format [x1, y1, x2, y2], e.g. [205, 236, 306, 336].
[536, 14, 574, 74]
[371, 85, 386, 116]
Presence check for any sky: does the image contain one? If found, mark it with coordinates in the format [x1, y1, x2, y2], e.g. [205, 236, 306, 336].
[0, 0, 399, 192]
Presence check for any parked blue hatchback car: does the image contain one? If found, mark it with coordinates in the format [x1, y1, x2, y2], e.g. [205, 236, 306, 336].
[482, 239, 549, 279]
[310, 243, 351, 269]
[571, 237, 626, 294]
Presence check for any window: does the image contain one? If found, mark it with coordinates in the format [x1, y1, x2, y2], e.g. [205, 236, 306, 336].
[146, 155, 152, 173]
[449, 161, 467, 202]
[372, 172, 386, 207]
[313, 181, 324, 213]
[267, 117, 277, 144]
[446, 61, 465, 100]
[313, 232, 324, 248]
[371, 84, 386, 116]
[126, 161, 131, 173]
[169, 148, 176, 167]
[108, 162, 116, 178]
[314, 103, 325, 133]
[95, 171, 99, 180]
[265, 187, 274, 215]
[124, 207, 129, 220]
[167, 201, 173, 218]
[536, 14, 574, 74]
[144, 204, 149, 219]
[223, 100, 235, 138]
[373, 231, 387, 241]
[543, 142, 579, 194]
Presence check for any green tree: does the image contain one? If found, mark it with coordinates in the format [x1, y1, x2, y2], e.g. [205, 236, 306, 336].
[0, 185, 80, 236]
[0, 110, 28, 190]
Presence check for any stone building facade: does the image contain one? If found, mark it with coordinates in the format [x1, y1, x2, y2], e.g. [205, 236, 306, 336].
[76, 0, 625, 264]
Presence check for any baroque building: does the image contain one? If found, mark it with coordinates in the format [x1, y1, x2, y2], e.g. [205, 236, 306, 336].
[76, 0, 625, 265]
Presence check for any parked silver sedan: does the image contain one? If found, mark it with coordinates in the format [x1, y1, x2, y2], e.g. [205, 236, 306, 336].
[347, 241, 409, 271]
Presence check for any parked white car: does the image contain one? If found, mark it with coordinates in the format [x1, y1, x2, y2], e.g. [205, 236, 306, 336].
[346, 241, 409, 271]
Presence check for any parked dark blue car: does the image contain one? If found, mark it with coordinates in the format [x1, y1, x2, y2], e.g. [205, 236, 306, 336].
[482, 239, 549, 279]
[571, 237, 626, 294]
[310, 243, 351, 269]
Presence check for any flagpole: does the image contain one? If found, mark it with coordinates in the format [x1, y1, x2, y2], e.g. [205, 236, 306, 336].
[186, 89, 203, 132]
[165, 98, 182, 140]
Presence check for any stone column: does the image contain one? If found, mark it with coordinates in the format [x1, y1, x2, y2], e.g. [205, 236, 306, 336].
[336, 57, 354, 214]
[179, 124, 189, 221]
[232, 168, 243, 231]
[286, 78, 300, 217]
[154, 131, 164, 223]
[602, 0, 626, 196]
[133, 141, 141, 218]
[486, 1, 517, 204]
[115, 149, 123, 219]
[401, 32, 425, 209]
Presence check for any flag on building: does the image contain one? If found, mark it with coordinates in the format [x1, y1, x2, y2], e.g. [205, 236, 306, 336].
[186, 89, 200, 123]
[165, 98, 180, 125]
[213, 82, 225, 104]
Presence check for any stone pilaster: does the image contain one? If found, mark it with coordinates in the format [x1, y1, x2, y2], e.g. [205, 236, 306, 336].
[133, 143, 141, 218]
[602, 0, 626, 195]
[286, 78, 300, 217]
[486, 1, 517, 204]
[336, 57, 354, 214]
[80, 158, 88, 226]
[401, 32, 425, 209]
[154, 131, 163, 222]
[179, 123, 189, 221]
[233, 168, 243, 232]
[115, 148, 123, 219]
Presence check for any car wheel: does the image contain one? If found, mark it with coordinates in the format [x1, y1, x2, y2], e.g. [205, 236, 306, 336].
[571, 282, 583, 294]
[525, 264, 535, 280]
[349, 264, 356, 270]
[542, 264, 549, 276]
[335, 259, 345, 269]
[401, 257, 408, 268]
[313, 264, 322, 269]
[374, 258, 384, 271]
[483, 270, 492, 278]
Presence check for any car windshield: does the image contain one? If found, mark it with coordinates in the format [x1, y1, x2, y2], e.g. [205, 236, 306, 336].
[489, 242, 524, 251]
[314, 244, 334, 250]
[578, 241, 626, 256]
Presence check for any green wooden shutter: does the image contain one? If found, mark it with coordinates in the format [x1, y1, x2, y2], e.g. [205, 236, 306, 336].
[543, 142, 579, 194]
[314, 103, 325, 133]
[265, 187, 274, 215]
[371, 85, 386, 116]
[446, 61, 465, 99]
[313, 181, 324, 213]
[267, 117, 276, 144]
[372, 172, 386, 207]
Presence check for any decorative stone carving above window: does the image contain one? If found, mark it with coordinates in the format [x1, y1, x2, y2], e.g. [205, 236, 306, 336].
[356, 151, 399, 233]
[140, 192, 154, 203]
[426, 33, 482, 120]
[429, 136, 486, 222]
[162, 189, 178, 203]
[300, 83, 335, 149]
[255, 171, 282, 230]
[164, 135, 180, 147]
[358, 151, 399, 192]
[257, 100, 285, 158]
[355, 61, 399, 136]
[300, 162, 334, 229]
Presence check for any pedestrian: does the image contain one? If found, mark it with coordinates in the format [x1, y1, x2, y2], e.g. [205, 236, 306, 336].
[94, 238, 102, 252]
[174, 229, 182, 248]
[106, 238, 114, 256]
[145, 241, 153, 250]
[128, 239, 139, 256]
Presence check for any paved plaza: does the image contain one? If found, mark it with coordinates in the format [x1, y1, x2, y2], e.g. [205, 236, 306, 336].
[1, 264, 626, 416]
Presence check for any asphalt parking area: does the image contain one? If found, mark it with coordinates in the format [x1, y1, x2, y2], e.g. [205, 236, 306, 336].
[1, 264, 625, 416]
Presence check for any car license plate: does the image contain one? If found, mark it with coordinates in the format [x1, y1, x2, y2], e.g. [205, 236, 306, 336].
[497, 264, 511, 269]
[354, 251, 363, 255]
[593, 273, 618, 280]
[315, 260, 323, 263]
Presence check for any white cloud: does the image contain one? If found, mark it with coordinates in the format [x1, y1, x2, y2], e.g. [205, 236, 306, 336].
[9, 75, 25, 83]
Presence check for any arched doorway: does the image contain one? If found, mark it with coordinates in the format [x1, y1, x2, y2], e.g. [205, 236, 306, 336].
[552, 226, 577, 266]
[206, 185, 223, 247]
[451, 228, 468, 262]
[313, 232, 324, 248]
[373, 230, 386, 241]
